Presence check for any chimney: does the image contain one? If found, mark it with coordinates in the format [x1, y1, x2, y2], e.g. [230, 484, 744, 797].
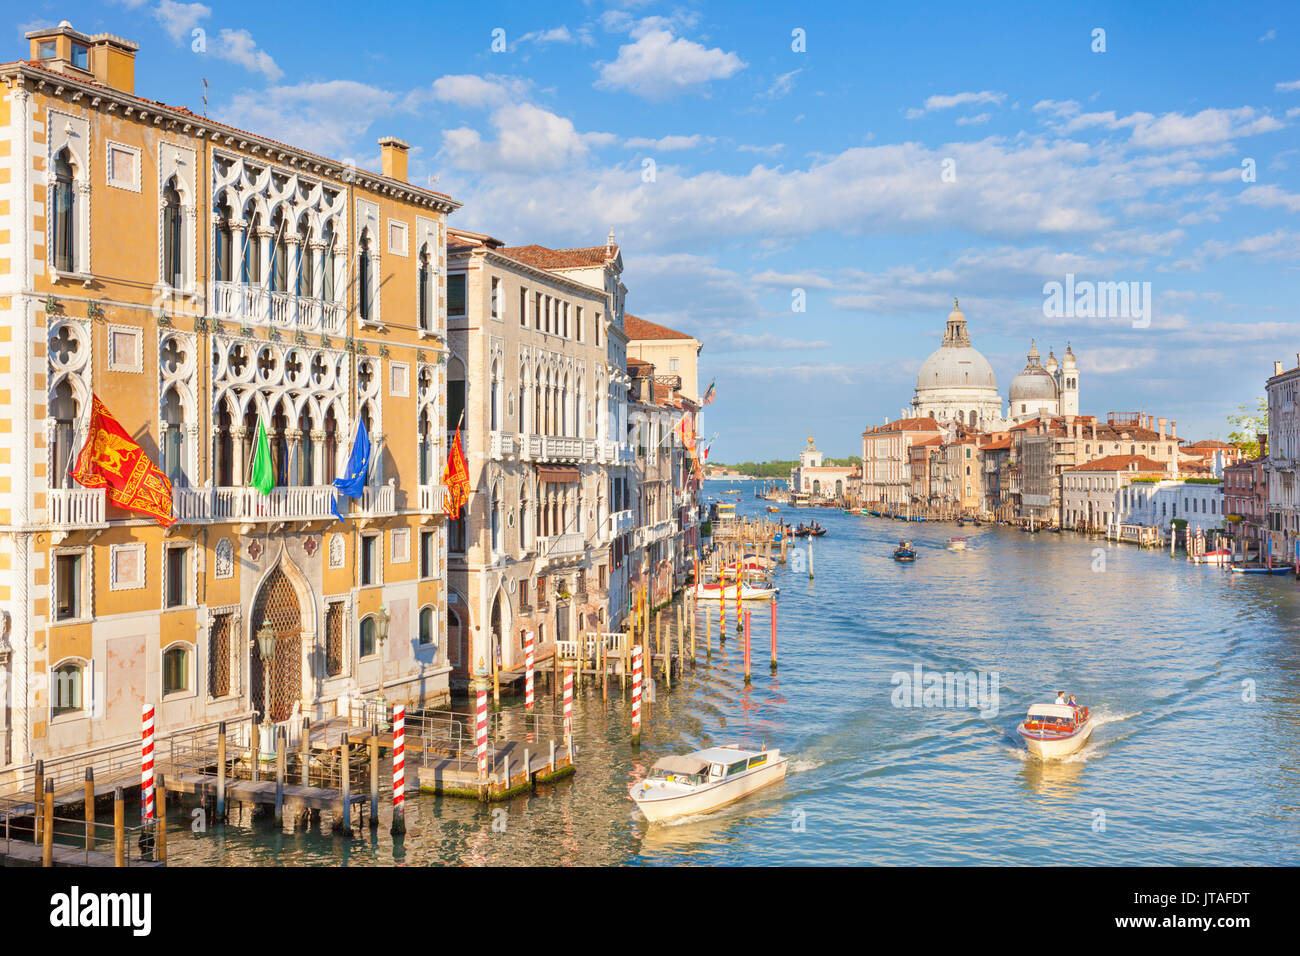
[378, 137, 409, 182]
[1158, 417, 1167, 438]
[1275, 361, 1284, 376]
[1170, 420, 1177, 440]
[1258, 432, 1268, 457]
[89, 33, 137, 93]
[1090, 422, 1097, 440]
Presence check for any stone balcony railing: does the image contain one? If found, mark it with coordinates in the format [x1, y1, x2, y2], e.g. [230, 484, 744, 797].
[504, 433, 633, 465]
[489, 431, 516, 459]
[170, 483, 394, 524]
[537, 533, 585, 567]
[210, 280, 346, 336]
[419, 483, 447, 515]
[46, 487, 107, 534]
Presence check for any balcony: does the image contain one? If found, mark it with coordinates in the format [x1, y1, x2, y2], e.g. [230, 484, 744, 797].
[612, 509, 635, 536]
[357, 483, 396, 519]
[419, 484, 447, 517]
[537, 533, 585, 567]
[213, 485, 336, 524]
[490, 431, 516, 459]
[46, 487, 107, 541]
[210, 281, 346, 335]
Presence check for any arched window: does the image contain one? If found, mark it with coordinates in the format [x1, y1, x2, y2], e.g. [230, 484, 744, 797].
[214, 402, 234, 486]
[242, 209, 262, 285]
[324, 405, 339, 484]
[214, 200, 234, 282]
[446, 357, 466, 435]
[357, 230, 373, 322]
[418, 245, 433, 331]
[161, 386, 186, 486]
[491, 482, 502, 554]
[163, 644, 190, 695]
[297, 408, 314, 486]
[52, 148, 76, 272]
[296, 218, 313, 297]
[51, 379, 79, 489]
[321, 220, 336, 302]
[52, 660, 85, 716]
[419, 606, 435, 647]
[418, 407, 434, 485]
[359, 615, 376, 658]
[490, 359, 501, 432]
[520, 481, 532, 550]
[270, 210, 289, 293]
[162, 178, 184, 288]
[271, 401, 289, 487]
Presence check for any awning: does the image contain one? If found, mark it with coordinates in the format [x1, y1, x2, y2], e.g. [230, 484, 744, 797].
[651, 755, 711, 775]
[537, 464, 580, 484]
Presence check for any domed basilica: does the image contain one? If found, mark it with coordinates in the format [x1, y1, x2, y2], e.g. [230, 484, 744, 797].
[910, 300, 1079, 430]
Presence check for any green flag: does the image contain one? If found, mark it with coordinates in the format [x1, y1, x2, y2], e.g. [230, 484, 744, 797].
[248, 416, 275, 496]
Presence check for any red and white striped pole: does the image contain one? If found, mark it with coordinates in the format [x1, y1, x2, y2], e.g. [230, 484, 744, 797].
[141, 703, 155, 821]
[631, 645, 643, 747]
[475, 677, 488, 781]
[563, 666, 574, 756]
[524, 630, 535, 712]
[770, 597, 778, 672]
[743, 610, 752, 684]
[391, 704, 406, 834]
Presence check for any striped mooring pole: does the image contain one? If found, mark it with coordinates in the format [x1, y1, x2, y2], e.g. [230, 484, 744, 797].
[476, 676, 488, 781]
[391, 704, 406, 834]
[524, 630, 535, 712]
[563, 666, 574, 755]
[141, 703, 155, 821]
[631, 644, 643, 747]
[770, 597, 778, 671]
[743, 610, 752, 684]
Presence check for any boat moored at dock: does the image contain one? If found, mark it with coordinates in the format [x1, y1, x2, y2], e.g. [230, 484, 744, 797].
[631, 745, 788, 823]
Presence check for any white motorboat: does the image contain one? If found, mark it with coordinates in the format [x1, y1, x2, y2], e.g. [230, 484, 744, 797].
[694, 579, 779, 601]
[1017, 702, 1094, 759]
[631, 745, 788, 823]
[948, 536, 967, 551]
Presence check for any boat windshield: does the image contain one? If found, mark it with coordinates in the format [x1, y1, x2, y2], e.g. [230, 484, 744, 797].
[648, 768, 705, 785]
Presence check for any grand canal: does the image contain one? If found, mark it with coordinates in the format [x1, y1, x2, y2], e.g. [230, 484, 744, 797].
[166, 485, 1300, 865]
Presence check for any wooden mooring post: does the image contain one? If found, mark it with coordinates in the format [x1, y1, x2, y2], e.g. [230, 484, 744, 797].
[369, 723, 380, 828]
[32, 760, 43, 845]
[300, 717, 311, 787]
[338, 732, 352, 834]
[156, 774, 168, 863]
[113, 788, 126, 867]
[274, 729, 286, 827]
[84, 768, 95, 851]
[216, 721, 227, 821]
[42, 779, 54, 867]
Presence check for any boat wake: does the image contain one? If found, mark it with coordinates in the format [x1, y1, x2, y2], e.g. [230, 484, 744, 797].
[1002, 707, 1143, 763]
[787, 757, 826, 774]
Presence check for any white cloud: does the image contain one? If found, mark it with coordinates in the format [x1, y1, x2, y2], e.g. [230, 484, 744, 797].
[215, 27, 282, 81]
[153, 1, 209, 44]
[518, 26, 575, 46]
[765, 68, 803, 99]
[708, 331, 832, 352]
[955, 113, 991, 126]
[595, 25, 745, 101]
[441, 102, 594, 171]
[221, 80, 404, 156]
[1276, 79, 1300, 92]
[906, 90, 1005, 118]
[1260, 29, 1277, 42]
[431, 74, 529, 109]
[1239, 184, 1300, 214]
[624, 134, 710, 151]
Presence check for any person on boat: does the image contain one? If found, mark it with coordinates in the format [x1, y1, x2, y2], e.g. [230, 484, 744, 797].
[1055, 690, 1067, 705]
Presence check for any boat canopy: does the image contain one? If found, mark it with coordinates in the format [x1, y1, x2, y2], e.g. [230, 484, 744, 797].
[651, 755, 712, 776]
[1027, 703, 1077, 719]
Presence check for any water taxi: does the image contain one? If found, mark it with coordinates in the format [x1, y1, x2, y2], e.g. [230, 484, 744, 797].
[1191, 548, 1231, 565]
[1017, 702, 1094, 759]
[631, 745, 788, 823]
[766, 505, 780, 513]
[947, 537, 967, 551]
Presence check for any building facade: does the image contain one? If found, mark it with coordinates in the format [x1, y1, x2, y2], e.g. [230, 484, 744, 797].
[0, 23, 458, 771]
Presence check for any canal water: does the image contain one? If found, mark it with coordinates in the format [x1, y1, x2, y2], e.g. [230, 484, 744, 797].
[166, 485, 1300, 865]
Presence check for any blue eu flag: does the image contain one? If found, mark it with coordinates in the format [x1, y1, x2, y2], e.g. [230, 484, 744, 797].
[331, 416, 371, 521]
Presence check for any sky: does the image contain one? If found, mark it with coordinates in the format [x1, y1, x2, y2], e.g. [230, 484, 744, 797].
[18, 1, 1300, 460]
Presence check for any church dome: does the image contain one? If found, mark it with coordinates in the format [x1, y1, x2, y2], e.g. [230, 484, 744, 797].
[1009, 340, 1059, 404]
[914, 298, 999, 393]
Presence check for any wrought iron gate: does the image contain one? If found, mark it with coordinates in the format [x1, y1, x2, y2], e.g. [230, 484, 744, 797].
[249, 566, 303, 722]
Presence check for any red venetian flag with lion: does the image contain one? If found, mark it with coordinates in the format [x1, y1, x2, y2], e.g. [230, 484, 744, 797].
[442, 425, 470, 519]
[71, 395, 176, 527]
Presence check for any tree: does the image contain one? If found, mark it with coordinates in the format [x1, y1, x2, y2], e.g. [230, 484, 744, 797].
[1226, 397, 1268, 458]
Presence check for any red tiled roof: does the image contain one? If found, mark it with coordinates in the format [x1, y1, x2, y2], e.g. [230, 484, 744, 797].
[863, 417, 941, 436]
[496, 244, 616, 270]
[625, 313, 694, 341]
[1068, 454, 1167, 473]
[981, 438, 1012, 451]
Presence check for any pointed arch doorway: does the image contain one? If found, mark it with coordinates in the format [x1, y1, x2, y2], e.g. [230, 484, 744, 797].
[250, 564, 303, 722]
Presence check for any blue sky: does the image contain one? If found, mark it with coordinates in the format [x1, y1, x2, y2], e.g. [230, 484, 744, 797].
[20, 1, 1300, 459]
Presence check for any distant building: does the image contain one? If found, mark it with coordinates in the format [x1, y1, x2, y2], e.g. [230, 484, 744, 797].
[862, 417, 943, 507]
[625, 314, 703, 405]
[790, 435, 855, 499]
[1061, 455, 1167, 531]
